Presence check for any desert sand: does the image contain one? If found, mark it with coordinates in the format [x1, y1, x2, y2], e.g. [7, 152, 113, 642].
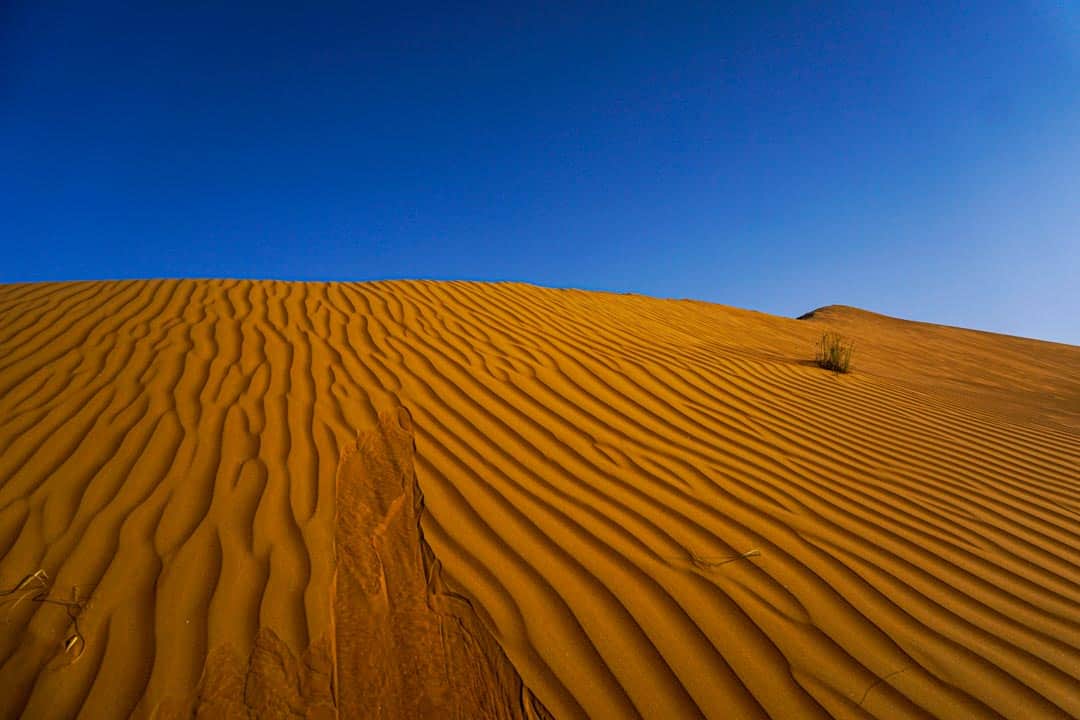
[0, 279, 1077, 719]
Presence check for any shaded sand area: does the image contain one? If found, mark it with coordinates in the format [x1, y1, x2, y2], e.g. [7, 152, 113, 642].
[0, 279, 1077, 718]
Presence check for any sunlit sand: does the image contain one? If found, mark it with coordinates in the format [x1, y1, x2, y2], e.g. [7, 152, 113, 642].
[1, 280, 1077, 718]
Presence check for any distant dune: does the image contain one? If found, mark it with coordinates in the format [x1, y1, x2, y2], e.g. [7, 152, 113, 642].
[0, 280, 1077, 719]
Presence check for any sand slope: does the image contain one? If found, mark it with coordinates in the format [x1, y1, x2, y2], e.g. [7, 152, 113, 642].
[0, 279, 1077, 718]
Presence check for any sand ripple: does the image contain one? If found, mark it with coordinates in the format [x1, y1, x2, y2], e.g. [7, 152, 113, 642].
[0, 280, 1077, 718]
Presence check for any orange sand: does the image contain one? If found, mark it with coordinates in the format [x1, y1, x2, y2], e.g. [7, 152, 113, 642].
[0, 280, 1077, 718]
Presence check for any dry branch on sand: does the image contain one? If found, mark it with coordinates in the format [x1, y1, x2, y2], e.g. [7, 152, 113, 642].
[0, 570, 91, 666]
[685, 548, 762, 570]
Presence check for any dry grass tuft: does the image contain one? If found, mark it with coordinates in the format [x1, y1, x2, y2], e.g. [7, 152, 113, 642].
[816, 332, 855, 373]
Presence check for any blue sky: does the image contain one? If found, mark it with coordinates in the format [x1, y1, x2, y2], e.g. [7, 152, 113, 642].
[2, 2, 1078, 343]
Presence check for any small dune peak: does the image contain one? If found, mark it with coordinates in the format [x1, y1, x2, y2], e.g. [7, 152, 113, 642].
[797, 304, 875, 321]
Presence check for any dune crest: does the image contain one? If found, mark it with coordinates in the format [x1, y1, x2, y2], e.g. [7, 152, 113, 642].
[0, 279, 1077, 718]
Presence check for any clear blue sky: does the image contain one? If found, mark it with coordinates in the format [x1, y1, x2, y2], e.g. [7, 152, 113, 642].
[3, 2, 1078, 343]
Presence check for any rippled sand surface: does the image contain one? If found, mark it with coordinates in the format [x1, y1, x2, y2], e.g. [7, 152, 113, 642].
[1, 280, 1077, 718]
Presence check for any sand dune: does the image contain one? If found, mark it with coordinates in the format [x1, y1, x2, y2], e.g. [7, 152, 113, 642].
[0, 279, 1077, 718]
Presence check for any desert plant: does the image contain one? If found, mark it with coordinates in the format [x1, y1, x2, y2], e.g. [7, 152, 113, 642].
[816, 332, 854, 373]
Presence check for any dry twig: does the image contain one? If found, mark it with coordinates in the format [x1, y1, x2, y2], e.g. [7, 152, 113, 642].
[0, 570, 92, 665]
